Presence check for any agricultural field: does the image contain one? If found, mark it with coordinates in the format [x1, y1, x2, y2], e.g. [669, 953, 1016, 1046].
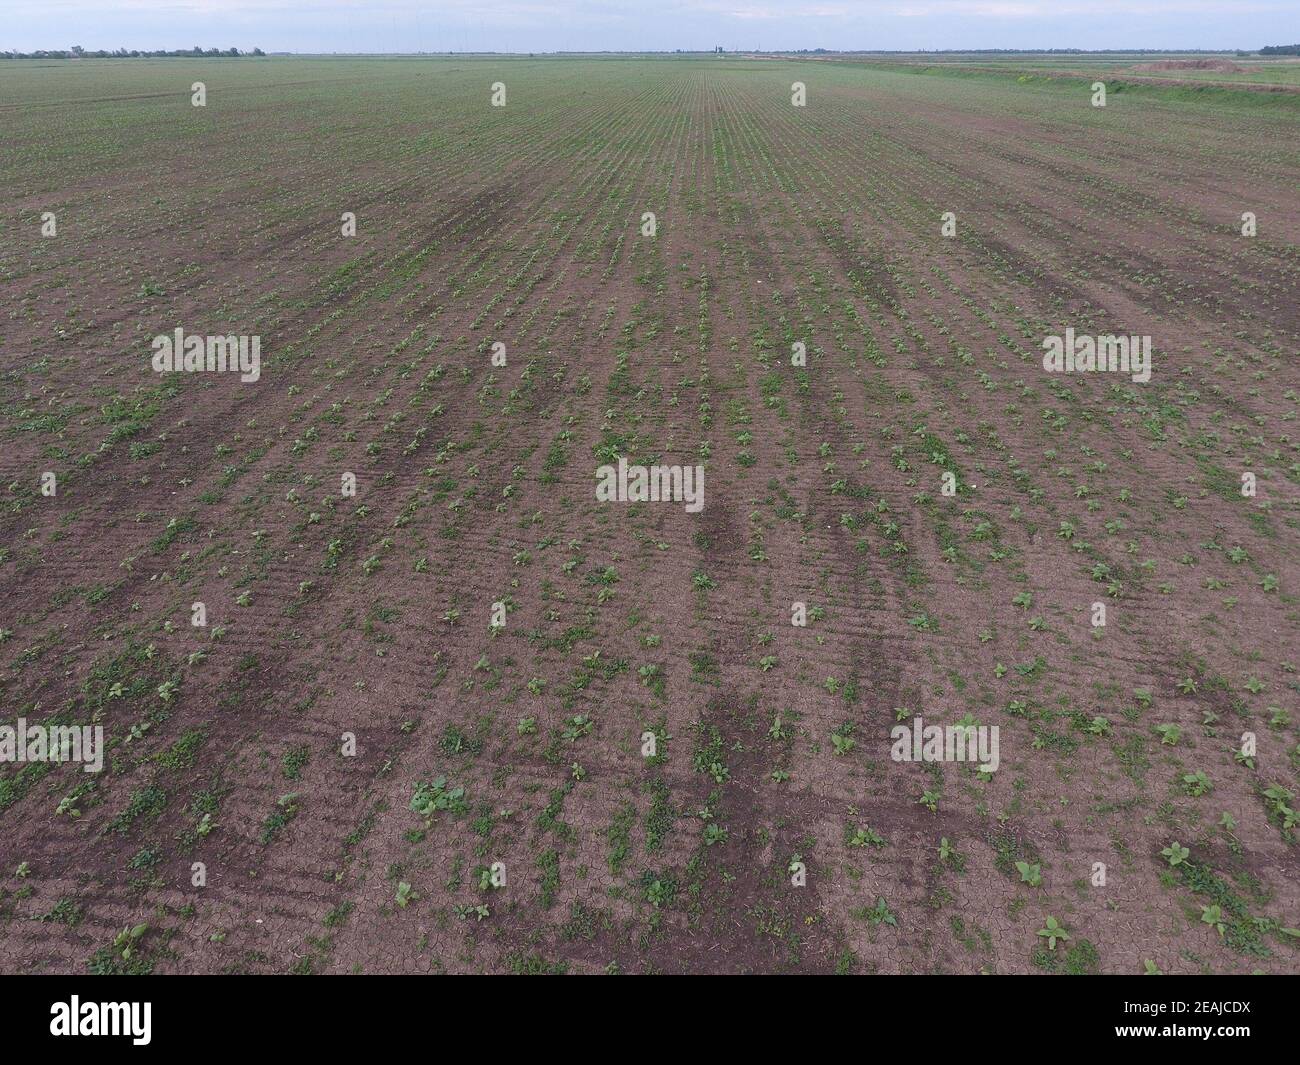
[0, 54, 1297, 976]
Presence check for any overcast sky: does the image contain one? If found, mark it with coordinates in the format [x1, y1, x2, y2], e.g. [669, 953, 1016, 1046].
[6, 1, 1295, 53]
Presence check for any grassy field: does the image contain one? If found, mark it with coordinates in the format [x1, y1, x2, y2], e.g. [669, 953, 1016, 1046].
[801, 51, 1300, 89]
[1, 55, 1297, 975]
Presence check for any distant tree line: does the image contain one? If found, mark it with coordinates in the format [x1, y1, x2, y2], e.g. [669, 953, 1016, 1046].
[1259, 44, 1300, 55]
[1, 46, 265, 59]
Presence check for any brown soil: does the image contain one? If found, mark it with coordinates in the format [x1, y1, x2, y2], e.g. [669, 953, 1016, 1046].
[0, 56, 1297, 976]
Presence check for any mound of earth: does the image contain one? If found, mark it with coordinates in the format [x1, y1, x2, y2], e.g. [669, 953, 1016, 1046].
[1132, 58, 1245, 72]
